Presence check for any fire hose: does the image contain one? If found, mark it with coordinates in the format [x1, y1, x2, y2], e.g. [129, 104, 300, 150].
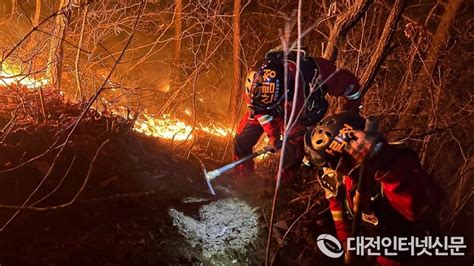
[203, 130, 306, 195]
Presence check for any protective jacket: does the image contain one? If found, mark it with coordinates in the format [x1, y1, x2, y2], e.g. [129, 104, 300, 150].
[234, 51, 363, 182]
[325, 144, 442, 265]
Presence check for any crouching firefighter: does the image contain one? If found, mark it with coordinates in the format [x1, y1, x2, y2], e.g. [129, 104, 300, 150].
[233, 46, 362, 184]
[304, 111, 442, 265]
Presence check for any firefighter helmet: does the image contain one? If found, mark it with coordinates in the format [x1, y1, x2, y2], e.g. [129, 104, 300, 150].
[304, 111, 365, 166]
[248, 59, 288, 112]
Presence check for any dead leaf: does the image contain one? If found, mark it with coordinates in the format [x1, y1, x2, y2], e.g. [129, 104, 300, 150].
[274, 220, 289, 231]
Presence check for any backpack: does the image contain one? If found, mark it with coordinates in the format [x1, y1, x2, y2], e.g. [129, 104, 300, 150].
[264, 46, 328, 126]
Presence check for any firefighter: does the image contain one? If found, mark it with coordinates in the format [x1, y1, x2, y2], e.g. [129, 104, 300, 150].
[304, 111, 442, 265]
[233, 46, 362, 184]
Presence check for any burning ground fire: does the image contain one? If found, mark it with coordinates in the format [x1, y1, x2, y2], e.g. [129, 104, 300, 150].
[133, 113, 232, 141]
[135, 113, 193, 141]
[0, 62, 48, 89]
[0, 61, 236, 147]
[104, 104, 233, 141]
[0, 61, 232, 142]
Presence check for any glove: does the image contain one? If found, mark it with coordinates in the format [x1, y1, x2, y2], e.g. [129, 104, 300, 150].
[346, 131, 384, 163]
[268, 136, 282, 153]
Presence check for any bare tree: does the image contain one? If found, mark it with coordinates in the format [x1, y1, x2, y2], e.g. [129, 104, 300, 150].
[33, 0, 42, 27]
[174, 0, 183, 66]
[74, 4, 88, 101]
[323, 0, 373, 61]
[360, 0, 406, 93]
[47, 0, 72, 93]
[230, 0, 242, 118]
[397, 0, 464, 134]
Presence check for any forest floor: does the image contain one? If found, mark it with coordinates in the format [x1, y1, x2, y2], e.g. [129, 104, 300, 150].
[0, 91, 337, 265]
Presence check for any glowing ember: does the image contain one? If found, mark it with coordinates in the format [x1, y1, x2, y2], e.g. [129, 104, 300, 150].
[159, 81, 170, 93]
[0, 62, 48, 89]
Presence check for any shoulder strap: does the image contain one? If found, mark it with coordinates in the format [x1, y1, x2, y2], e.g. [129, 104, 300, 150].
[265, 45, 310, 61]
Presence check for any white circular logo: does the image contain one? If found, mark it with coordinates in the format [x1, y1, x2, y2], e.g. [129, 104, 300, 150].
[316, 234, 344, 258]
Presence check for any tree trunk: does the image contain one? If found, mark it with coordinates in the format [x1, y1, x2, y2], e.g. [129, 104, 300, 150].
[323, 0, 373, 61]
[31, 0, 46, 120]
[47, 0, 72, 93]
[174, 0, 182, 66]
[171, 0, 183, 92]
[9, 0, 16, 20]
[360, 0, 406, 93]
[230, 0, 242, 117]
[75, 4, 88, 101]
[33, 0, 41, 27]
[396, 0, 464, 134]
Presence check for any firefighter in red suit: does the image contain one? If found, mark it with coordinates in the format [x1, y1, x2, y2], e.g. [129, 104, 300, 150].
[233, 47, 363, 184]
[304, 111, 442, 265]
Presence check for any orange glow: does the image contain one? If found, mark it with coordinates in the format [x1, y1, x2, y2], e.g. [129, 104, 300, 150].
[159, 81, 170, 93]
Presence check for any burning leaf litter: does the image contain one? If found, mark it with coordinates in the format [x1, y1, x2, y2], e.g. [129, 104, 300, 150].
[104, 105, 233, 141]
[134, 113, 193, 141]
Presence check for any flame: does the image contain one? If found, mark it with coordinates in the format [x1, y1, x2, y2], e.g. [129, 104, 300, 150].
[134, 113, 193, 141]
[199, 123, 229, 137]
[0, 62, 237, 143]
[0, 62, 48, 89]
[132, 112, 233, 141]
